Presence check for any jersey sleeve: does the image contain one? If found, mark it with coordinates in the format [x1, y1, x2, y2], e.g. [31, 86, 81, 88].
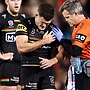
[16, 19, 28, 36]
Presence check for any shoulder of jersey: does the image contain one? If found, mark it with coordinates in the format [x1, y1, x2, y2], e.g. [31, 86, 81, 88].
[49, 23, 58, 29]
[25, 17, 35, 25]
[20, 13, 29, 18]
[16, 17, 32, 32]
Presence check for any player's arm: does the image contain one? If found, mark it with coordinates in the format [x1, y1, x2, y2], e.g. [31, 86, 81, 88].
[16, 31, 55, 53]
[39, 45, 65, 69]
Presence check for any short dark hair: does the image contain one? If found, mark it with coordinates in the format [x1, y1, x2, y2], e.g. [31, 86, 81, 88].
[38, 3, 54, 21]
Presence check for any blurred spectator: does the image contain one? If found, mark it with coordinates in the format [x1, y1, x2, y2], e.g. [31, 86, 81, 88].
[0, 3, 5, 13]
[56, 0, 65, 11]
[79, 0, 87, 6]
[21, 0, 40, 17]
[80, 0, 90, 17]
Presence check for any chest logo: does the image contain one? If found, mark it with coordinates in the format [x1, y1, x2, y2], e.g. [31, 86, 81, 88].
[31, 28, 35, 35]
[6, 32, 16, 42]
[8, 20, 14, 26]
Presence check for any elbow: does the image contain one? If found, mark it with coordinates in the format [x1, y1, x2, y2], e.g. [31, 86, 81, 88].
[17, 46, 26, 54]
[18, 49, 24, 54]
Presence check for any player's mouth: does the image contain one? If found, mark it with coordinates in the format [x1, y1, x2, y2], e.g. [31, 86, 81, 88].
[15, 6, 19, 9]
[40, 25, 44, 29]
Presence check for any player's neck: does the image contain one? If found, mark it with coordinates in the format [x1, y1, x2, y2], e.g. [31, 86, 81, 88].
[7, 8, 18, 17]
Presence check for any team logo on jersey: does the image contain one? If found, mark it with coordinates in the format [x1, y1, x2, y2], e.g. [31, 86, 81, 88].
[49, 76, 55, 85]
[8, 20, 14, 26]
[26, 82, 37, 89]
[75, 34, 86, 43]
[6, 32, 16, 42]
[31, 28, 35, 35]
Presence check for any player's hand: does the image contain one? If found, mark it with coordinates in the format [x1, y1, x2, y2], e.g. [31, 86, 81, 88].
[39, 57, 58, 69]
[50, 25, 63, 42]
[0, 53, 14, 61]
[42, 31, 55, 44]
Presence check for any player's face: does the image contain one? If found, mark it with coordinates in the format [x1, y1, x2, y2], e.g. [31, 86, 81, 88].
[35, 12, 52, 30]
[62, 10, 77, 27]
[6, 0, 22, 14]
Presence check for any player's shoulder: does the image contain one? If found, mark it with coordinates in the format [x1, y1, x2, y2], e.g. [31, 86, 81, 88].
[22, 17, 35, 25]
[17, 17, 34, 29]
[48, 23, 60, 30]
[20, 13, 29, 19]
[49, 23, 56, 27]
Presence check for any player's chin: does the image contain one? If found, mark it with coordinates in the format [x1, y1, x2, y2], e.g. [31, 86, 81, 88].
[14, 9, 20, 13]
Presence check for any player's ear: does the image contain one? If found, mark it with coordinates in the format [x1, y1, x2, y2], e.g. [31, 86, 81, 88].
[5, 0, 8, 5]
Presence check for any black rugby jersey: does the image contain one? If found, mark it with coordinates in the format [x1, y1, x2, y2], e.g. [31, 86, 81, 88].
[0, 10, 27, 63]
[16, 17, 60, 65]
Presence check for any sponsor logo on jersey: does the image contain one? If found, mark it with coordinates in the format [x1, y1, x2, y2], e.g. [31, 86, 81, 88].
[2, 14, 6, 19]
[14, 20, 20, 22]
[6, 32, 16, 42]
[42, 46, 51, 49]
[26, 82, 37, 89]
[17, 24, 27, 32]
[75, 34, 86, 43]
[10, 76, 19, 83]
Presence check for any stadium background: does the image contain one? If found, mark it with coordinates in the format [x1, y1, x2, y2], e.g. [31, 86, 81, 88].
[0, 0, 90, 39]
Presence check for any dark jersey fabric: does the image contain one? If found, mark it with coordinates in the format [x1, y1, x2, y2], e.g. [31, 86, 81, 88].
[0, 10, 28, 63]
[16, 17, 59, 65]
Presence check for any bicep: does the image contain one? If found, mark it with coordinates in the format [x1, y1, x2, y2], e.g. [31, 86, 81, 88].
[16, 35, 28, 52]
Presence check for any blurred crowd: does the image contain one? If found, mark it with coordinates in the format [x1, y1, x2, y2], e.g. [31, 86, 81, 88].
[0, 0, 90, 40]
